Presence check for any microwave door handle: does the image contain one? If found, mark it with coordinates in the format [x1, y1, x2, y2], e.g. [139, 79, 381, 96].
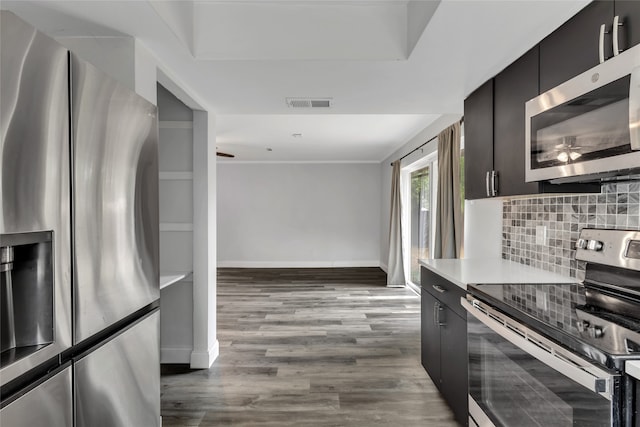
[461, 297, 614, 400]
[631, 66, 640, 151]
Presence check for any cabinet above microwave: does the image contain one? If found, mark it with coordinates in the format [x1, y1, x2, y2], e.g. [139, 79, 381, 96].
[525, 44, 640, 184]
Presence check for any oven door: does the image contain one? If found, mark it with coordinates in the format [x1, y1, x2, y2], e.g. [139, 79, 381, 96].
[525, 44, 640, 183]
[462, 297, 620, 427]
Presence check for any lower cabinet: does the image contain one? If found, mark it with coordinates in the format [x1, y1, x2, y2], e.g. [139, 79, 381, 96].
[421, 291, 442, 384]
[421, 267, 468, 426]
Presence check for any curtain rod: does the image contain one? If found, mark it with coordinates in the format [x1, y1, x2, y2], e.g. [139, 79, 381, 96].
[390, 117, 463, 166]
[390, 134, 437, 166]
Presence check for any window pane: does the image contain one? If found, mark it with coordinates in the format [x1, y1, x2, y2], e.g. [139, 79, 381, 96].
[410, 167, 430, 283]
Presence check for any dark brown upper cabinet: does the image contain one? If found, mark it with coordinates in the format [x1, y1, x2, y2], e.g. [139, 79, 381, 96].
[493, 47, 540, 198]
[464, 46, 600, 200]
[615, 1, 640, 51]
[463, 80, 493, 200]
[539, 0, 640, 93]
[539, 1, 614, 93]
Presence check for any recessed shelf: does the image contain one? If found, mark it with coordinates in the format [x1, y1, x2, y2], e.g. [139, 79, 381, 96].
[160, 272, 192, 290]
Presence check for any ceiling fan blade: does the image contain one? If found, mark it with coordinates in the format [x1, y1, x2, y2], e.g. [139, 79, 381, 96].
[216, 151, 235, 158]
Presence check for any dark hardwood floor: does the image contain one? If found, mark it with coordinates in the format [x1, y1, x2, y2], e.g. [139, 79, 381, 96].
[161, 268, 457, 426]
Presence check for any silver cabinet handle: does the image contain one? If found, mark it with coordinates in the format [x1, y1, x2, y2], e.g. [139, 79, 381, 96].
[437, 304, 446, 326]
[491, 170, 499, 197]
[485, 171, 491, 197]
[599, 23, 608, 63]
[613, 15, 623, 57]
[432, 284, 446, 293]
[434, 301, 446, 326]
[631, 66, 640, 151]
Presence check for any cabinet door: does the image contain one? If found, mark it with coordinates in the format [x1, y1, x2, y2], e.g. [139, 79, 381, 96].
[440, 308, 468, 427]
[463, 79, 493, 200]
[421, 291, 442, 390]
[615, 1, 640, 50]
[539, 1, 614, 92]
[493, 47, 540, 197]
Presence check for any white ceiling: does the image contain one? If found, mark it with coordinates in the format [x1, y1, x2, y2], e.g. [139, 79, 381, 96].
[2, 0, 591, 162]
[216, 114, 441, 161]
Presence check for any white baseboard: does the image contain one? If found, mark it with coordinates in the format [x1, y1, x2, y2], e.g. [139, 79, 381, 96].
[190, 340, 219, 369]
[217, 260, 381, 268]
[160, 347, 192, 364]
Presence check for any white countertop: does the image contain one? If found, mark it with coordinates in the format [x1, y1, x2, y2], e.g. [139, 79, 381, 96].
[160, 273, 190, 290]
[419, 258, 577, 290]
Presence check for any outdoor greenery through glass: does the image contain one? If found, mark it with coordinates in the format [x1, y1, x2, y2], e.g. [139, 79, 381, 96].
[410, 149, 465, 285]
[410, 168, 430, 283]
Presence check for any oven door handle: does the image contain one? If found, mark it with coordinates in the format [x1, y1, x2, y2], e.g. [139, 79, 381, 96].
[462, 297, 615, 401]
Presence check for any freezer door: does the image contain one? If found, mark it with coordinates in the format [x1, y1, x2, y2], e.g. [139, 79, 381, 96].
[75, 310, 160, 427]
[0, 366, 73, 427]
[0, 11, 72, 384]
[71, 54, 159, 343]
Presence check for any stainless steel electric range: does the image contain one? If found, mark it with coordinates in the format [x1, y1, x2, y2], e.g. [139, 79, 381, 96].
[464, 228, 640, 427]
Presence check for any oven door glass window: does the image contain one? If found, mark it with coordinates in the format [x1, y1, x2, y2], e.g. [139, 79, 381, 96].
[468, 315, 613, 427]
[530, 75, 631, 170]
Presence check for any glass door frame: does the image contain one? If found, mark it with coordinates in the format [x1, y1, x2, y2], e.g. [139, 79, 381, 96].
[401, 152, 438, 290]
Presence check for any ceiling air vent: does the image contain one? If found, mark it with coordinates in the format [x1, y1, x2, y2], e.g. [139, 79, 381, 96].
[286, 97, 333, 108]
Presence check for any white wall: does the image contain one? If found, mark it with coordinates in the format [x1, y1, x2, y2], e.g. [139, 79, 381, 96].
[56, 36, 136, 92]
[463, 198, 503, 259]
[218, 163, 381, 267]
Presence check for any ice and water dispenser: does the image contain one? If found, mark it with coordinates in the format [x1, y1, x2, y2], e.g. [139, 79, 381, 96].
[0, 232, 54, 364]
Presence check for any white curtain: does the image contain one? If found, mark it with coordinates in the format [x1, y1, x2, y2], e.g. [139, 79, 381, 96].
[387, 160, 406, 287]
[434, 122, 463, 259]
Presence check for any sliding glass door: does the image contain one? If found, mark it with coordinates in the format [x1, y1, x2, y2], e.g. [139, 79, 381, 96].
[402, 126, 463, 287]
[409, 167, 432, 283]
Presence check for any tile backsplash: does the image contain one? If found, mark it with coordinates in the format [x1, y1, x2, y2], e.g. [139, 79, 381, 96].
[502, 182, 640, 280]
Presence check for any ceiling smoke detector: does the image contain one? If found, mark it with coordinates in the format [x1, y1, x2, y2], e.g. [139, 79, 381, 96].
[286, 97, 332, 108]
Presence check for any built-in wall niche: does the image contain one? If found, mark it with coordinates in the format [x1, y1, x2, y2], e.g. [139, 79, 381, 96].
[157, 84, 194, 364]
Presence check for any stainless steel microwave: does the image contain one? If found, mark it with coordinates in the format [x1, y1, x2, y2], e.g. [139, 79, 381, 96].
[525, 44, 640, 183]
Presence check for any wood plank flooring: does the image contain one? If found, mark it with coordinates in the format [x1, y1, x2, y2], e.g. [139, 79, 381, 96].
[161, 268, 457, 426]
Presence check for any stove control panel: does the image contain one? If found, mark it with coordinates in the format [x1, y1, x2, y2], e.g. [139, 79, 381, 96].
[577, 319, 605, 338]
[626, 240, 640, 260]
[576, 229, 640, 271]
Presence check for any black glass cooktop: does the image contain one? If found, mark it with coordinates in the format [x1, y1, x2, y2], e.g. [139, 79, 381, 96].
[467, 282, 640, 372]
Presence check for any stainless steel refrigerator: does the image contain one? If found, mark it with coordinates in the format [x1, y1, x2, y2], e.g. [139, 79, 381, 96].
[1, 11, 160, 426]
